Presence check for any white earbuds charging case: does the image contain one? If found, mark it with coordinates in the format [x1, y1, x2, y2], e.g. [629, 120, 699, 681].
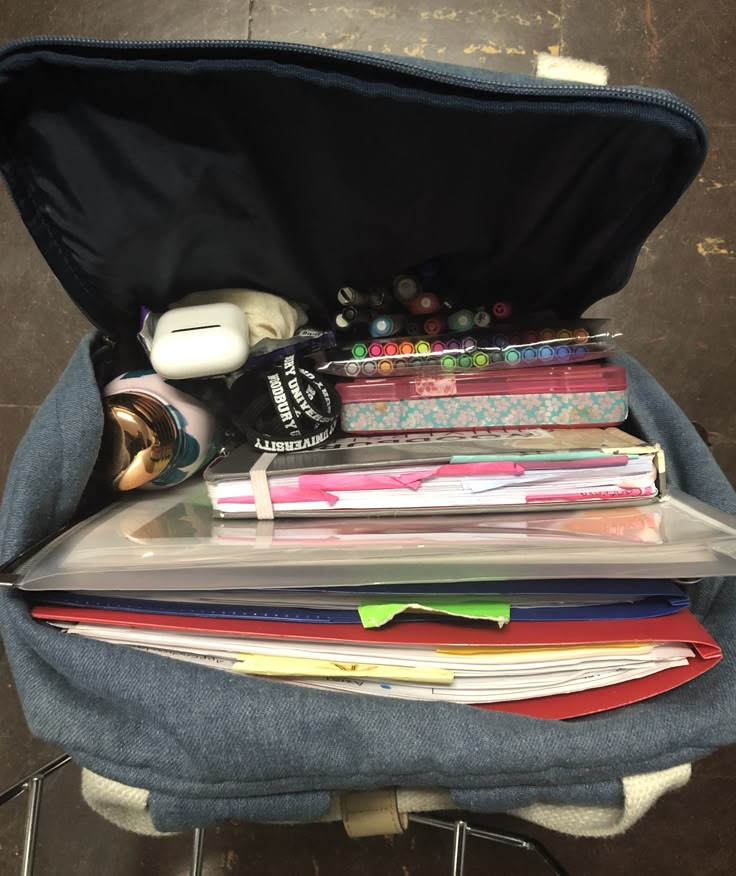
[150, 302, 249, 379]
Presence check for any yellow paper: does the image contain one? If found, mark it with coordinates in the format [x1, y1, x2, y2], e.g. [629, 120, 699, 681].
[438, 642, 652, 657]
[440, 642, 647, 654]
[231, 653, 453, 683]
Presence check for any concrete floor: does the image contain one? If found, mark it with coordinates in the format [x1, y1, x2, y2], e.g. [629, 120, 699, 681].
[0, 1, 734, 874]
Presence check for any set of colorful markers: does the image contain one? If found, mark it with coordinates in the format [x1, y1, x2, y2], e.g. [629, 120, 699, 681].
[333, 276, 514, 340]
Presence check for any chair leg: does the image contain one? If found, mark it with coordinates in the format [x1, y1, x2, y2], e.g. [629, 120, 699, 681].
[190, 826, 205, 876]
[450, 819, 468, 875]
[20, 776, 44, 876]
[409, 814, 572, 876]
[0, 754, 72, 876]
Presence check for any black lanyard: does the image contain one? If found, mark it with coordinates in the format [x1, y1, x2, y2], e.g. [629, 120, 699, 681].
[230, 354, 340, 453]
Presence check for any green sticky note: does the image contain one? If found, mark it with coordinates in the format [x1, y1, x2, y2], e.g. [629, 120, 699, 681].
[358, 599, 511, 630]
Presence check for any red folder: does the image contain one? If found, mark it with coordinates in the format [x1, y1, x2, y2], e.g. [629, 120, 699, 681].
[31, 605, 721, 720]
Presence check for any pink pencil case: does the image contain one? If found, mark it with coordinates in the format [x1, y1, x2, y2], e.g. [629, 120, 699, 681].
[337, 363, 628, 433]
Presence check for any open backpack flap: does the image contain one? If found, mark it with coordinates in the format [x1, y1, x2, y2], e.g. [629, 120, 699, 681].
[1, 38, 735, 833]
[0, 38, 708, 331]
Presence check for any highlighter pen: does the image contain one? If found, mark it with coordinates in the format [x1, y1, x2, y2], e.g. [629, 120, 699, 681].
[555, 345, 572, 361]
[472, 351, 490, 367]
[337, 287, 371, 308]
[457, 353, 473, 369]
[574, 328, 591, 343]
[393, 274, 421, 302]
[351, 342, 368, 359]
[383, 341, 400, 357]
[538, 345, 555, 362]
[370, 315, 405, 338]
[557, 328, 574, 340]
[573, 345, 590, 359]
[377, 359, 394, 376]
[447, 309, 475, 332]
[368, 342, 384, 358]
[492, 333, 508, 349]
[504, 348, 521, 364]
[441, 354, 457, 371]
[431, 340, 446, 354]
[361, 360, 378, 376]
[462, 337, 478, 353]
[424, 316, 446, 336]
[406, 319, 423, 336]
[399, 341, 415, 355]
[446, 339, 461, 352]
[490, 351, 505, 364]
[344, 361, 361, 377]
[540, 328, 556, 341]
[522, 348, 538, 362]
[414, 340, 432, 356]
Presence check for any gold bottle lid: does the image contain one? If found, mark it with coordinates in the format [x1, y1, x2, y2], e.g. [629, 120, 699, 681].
[100, 392, 179, 491]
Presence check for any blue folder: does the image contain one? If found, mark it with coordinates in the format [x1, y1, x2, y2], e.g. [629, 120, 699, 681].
[31, 580, 688, 625]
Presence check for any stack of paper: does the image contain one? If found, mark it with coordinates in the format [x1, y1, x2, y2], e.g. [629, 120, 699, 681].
[30, 605, 721, 720]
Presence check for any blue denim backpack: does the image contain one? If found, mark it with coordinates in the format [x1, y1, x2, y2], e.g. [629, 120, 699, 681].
[0, 39, 734, 834]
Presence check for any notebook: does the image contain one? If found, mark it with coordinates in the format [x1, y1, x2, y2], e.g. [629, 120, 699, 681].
[205, 427, 664, 519]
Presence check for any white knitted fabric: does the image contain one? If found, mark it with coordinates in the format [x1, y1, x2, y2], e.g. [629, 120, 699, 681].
[81, 771, 163, 836]
[81, 765, 691, 839]
[535, 53, 609, 86]
[172, 288, 308, 347]
[510, 764, 691, 837]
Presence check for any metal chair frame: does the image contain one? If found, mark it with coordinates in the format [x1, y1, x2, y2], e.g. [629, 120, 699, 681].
[0, 757, 571, 876]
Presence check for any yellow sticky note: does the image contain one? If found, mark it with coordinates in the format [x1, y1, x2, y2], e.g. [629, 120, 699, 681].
[231, 653, 453, 684]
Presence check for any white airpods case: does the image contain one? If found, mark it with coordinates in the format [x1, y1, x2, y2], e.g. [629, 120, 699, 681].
[150, 302, 250, 379]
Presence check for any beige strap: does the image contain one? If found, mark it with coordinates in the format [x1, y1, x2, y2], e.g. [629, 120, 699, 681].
[512, 763, 691, 837]
[253, 519, 275, 548]
[249, 452, 277, 520]
[341, 789, 408, 838]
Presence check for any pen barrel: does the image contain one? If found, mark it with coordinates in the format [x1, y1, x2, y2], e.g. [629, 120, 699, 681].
[393, 274, 421, 302]
[370, 315, 406, 338]
[447, 309, 475, 332]
[474, 309, 492, 327]
[337, 287, 371, 307]
[407, 292, 441, 315]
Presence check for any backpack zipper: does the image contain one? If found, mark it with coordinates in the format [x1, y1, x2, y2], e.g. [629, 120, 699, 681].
[0, 37, 706, 129]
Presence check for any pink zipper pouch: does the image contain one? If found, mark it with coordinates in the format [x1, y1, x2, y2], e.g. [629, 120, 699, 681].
[337, 363, 628, 433]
